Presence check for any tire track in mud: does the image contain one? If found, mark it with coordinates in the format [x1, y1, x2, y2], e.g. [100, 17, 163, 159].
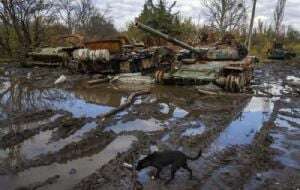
[164, 95, 251, 152]
[3, 130, 116, 174]
[0, 109, 55, 127]
[73, 146, 137, 190]
[0, 112, 85, 148]
[73, 132, 164, 190]
[191, 122, 279, 190]
[196, 64, 300, 189]
[8, 135, 137, 190]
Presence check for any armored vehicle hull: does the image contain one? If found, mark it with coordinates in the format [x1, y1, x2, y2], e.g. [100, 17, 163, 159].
[136, 21, 255, 92]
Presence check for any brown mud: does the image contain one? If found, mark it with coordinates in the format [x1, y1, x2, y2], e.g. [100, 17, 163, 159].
[0, 60, 300, 189]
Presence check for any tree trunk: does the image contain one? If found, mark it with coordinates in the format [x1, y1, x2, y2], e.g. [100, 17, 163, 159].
[247, 0, 257, 51]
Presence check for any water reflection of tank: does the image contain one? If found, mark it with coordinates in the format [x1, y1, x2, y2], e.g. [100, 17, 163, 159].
[136, 22, 256, 93]
[72, 85, 125, 108]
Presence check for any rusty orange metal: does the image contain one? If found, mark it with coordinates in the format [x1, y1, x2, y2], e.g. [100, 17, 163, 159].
[49, 34, 83, 47]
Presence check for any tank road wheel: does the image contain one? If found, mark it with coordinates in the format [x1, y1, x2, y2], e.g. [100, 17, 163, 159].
[224, 73, 246, 93]
[225, 75, 232, 92]
[155, 70, 165, 83]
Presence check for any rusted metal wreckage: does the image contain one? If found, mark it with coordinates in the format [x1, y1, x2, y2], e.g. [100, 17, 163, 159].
[27, 34, 173, 74]
[26, 22, 256, 93]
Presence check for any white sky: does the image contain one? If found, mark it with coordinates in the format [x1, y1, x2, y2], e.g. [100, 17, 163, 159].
[93, 0, 300, 31]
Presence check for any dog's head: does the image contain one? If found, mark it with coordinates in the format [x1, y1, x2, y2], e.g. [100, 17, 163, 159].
[136, 153, 156, 171]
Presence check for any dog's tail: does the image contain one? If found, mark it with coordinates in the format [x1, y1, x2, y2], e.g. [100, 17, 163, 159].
[187, 150, 202, 161]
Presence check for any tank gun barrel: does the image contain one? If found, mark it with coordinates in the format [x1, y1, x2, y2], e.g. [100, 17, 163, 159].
[135, 21, 202, 54]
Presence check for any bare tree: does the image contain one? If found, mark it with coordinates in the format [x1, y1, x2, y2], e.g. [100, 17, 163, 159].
[32, 1, 56, 47]
[0, 0, 117, 58]
[202, 0, 247, 36]
[56, 0, 76, 33]
[274, 0, 286, 38]
[74, 0, 95, 30]
[0, 0, 54, 54]
[72, 0, 117, 39]
[257, 19, 264, 34]
[0, 3, 12, 56]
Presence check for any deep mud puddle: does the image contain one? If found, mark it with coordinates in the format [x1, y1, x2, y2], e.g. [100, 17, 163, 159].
[0, 135, 137, 190]
[10, 122, 98, 160]
[208, 97, 274, 152]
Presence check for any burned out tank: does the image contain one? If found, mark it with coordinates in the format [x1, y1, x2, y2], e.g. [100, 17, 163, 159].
[26, 34, 174, 74]
[267, 42, 296, 60]
[136, 22, 256, 92]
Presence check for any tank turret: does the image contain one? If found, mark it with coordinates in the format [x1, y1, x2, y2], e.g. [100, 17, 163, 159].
[135, 21, 248, 61]
[135, 21, 255, 93]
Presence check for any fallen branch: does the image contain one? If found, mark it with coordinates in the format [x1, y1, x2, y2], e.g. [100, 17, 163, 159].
[87, 78, 109, 85]
[99, 90, 151, 121]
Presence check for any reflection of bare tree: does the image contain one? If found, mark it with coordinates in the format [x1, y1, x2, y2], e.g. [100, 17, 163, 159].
[0, 78, 71, 134]
[1, 78, 68, 113]
[0, 78, 74, 172]
[0, 142, 23, 175]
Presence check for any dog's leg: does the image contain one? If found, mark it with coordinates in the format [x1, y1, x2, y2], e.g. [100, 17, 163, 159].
[182, 163, 193, 179]
[165, 165, 179, 184]
[155, 167, 162, 179]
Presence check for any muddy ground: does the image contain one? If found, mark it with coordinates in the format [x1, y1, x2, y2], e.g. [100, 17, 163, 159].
[0, 60, 299, 190]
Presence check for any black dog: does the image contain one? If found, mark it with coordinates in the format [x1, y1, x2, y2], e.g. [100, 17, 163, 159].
[136, 150, 202, 184]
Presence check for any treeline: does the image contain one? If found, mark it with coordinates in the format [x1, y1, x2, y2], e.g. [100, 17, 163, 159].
[127, 0, 300, 56]
[0, 0, 299, 59]
[0, 0, 118, 58]
[127, 0, 248, 46]
[251, 21, 300, 56]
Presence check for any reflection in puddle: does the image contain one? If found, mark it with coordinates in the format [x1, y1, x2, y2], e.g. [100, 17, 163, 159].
[209, 97, 274, 152]
[137, 168, 153, 185]
[51, 93, 113, 118]
[160, 103, 170, 114]
[182, 126, 205, 137]
[0, 135, 137, 190]
[286, 75, 300, 82]
[181, 121, 206, 137]
[0, 122, 98, 163]
[10, 114, 63, 132]
[258, 82, 291, 96]
[105, 119, 165, 134]
[0, 81, 10, 94]
[161, 134, 170, 142]
[0, 82, 116, 118]
[19, 122, 97, 160]
[278, 115, 300, 125]
[0, 107, 6, 120]
[271, 110, 300, 170]
[173, 107, 188, 118]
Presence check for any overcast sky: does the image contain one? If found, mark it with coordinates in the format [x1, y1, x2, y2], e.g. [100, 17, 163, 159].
[94, 0, 300, 31]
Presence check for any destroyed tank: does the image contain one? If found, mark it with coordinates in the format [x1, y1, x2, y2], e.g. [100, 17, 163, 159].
[26, 47, 76, 66]
[136, 22, 255, 92]
[267, 42, 296, 60]
[26, 34, 173, 74]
